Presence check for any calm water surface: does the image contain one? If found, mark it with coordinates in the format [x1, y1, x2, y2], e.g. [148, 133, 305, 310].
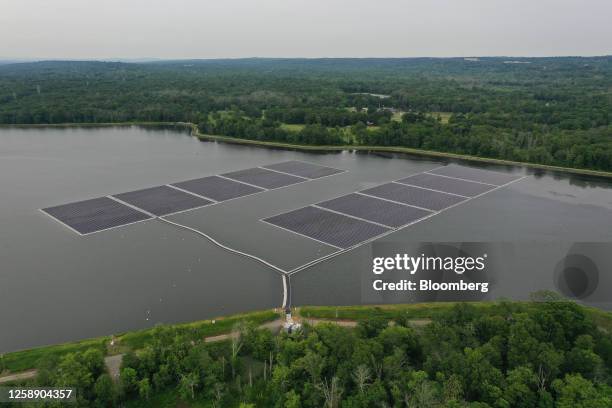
[1, 126, 611, 352]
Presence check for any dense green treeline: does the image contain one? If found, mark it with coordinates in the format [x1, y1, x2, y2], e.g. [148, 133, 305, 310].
[0, 57, 610, 171]
[5, 301, 612, 407]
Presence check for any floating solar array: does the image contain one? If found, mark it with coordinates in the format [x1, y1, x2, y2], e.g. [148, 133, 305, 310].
[172, 176, 264, 202]
[221, 167, 306, 189]
[41, 161, 345, 235]
[396, 172, 494, 197]
[316, 193, 432, 228]
[428, 164, 522, 186]
[361, 183, 467, 211]
[262, 164, 522, 249]
[263, 160, 345, 179]
[113, 185, 212, 216]
[41, 197, 152, 235]
[263, 206, 390, 249]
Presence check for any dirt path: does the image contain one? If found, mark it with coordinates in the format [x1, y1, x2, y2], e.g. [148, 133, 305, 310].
[105, 354, 124, 381]
[0, 369, 37, 384]
[302, 318, 358, 327]
[204, 319, 284, 343]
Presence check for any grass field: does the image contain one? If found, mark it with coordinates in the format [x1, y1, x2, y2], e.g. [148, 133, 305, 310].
[298, 302, 495, 320]
[428, 111, 453, 123]
[279, 123, 306, 132]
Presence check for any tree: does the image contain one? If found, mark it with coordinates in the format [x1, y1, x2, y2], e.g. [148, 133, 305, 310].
[565, 335, 603, 380]
[120, 367, 138, 395]
[461, 347, 503, 403]
[552, 374, 611, 408]
[504, 366, 538, 408]
[298, 350, 325, 383]
[357, 315, 388, 338]
[352, 364, 371, 394]
[230, 329, 243, 379]
[443, 374, 463, 403]
[54, 353, 94, 393]
[93, 374, 115, 405]
[138, 378, 151, 401]
[317, 376, 343, 408]
[405, 371, 440, 408]
[179, 372, 199, 400]
[284, 390, 302, 408]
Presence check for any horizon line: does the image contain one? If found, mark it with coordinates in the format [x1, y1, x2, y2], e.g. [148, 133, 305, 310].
[1, 54, 611, 63]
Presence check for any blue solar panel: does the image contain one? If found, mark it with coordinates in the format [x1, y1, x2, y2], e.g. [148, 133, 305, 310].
[42, 196, 152, 235]
[396, 172, 495, 197]
[113, 185, 212, 216]
[361, 182, 466, 211]
[221, 167, 306, 189]
[263, 206, 390, 249]
[428, 164, 522, 186]
[263, 161, 344, 179]
[172, 175, 263, 202]
[317, 193, 432, 228]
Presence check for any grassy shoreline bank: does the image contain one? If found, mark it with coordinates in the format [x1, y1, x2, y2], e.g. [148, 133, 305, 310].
[4, 302, 612, 376]
[1, 310, 278, 373]
[2, 122, 612, 178]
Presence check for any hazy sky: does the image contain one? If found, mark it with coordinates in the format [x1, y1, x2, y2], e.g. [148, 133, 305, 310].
[2, 0, 611, 59]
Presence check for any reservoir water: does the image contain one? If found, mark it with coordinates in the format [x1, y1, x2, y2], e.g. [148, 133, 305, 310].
[1, 126, 611, 352]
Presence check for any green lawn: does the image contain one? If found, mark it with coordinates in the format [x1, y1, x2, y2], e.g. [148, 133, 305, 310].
[298, 302, 480, 320]
[391, 111, 404, 122]
[279, 123, 306, 132]
[428, 111, 453, 124]
[2, 337, 109, 373]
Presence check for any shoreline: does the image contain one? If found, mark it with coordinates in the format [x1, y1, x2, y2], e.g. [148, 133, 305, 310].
[1, 122, 611, 179]
[3, 302, 612, 378]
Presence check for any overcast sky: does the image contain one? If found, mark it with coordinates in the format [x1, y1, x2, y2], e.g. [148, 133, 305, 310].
[2, 0, 611, 59]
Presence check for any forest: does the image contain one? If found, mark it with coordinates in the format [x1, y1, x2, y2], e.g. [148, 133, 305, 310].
[3, 300, 612, 407]
[0, 57, 610, 172]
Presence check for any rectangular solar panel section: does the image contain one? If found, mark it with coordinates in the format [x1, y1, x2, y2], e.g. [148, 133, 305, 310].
[221, 167, 306, 189]
[263, 160, 344, 179]
[172, 175, 264, 202]
[42, 196, 152, 235]
[428, 164, 522, 186]
[317, 193, 432, 228]
[361, 182, 467, 211]
[263, 205, 390, 249]
[396, 172, 495, 197]
[113, 185, 212, 216]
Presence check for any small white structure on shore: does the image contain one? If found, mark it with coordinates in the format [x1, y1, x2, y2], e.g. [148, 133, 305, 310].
[283, 309, 302, 333]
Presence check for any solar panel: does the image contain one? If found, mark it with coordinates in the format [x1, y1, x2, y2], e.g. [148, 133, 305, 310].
[221, 167, 306, 189]
[428, 164, 522, 186]
[361, 182, 466, 211]
[42, 196, 152, 235]
[113, 185, 212, 216]
[172, 175, 264, 202]
[262, 160, 344, 179]
[317, 193, 432, 228]
[263, 206, 390, 249]
[396, 172, 495, 197]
